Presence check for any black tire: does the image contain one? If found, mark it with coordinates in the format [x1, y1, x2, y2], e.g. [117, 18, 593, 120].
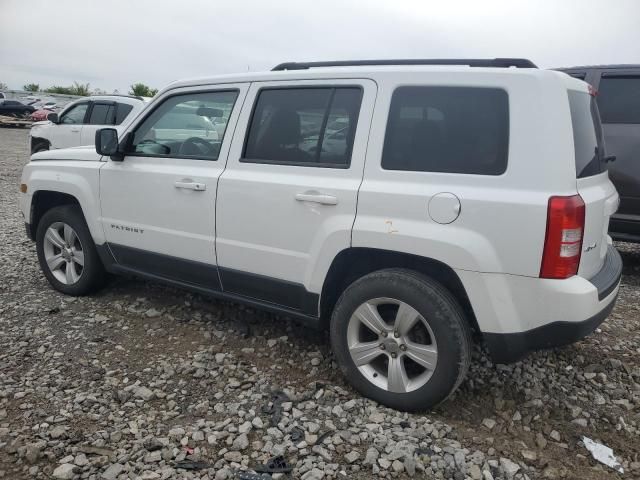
[330, 268, 471, 411]
[32, 143, 49, 154]
[36, 205, 106, 295]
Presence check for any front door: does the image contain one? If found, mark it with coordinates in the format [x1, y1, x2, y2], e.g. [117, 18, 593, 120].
[53, 101, 90, 149]
[99, 85, 248, 289]
[216, 80, 376, 315]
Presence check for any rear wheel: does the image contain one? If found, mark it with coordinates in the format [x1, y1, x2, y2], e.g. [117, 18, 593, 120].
[330, 269, 471, 411]
[36, 205, 106, 295]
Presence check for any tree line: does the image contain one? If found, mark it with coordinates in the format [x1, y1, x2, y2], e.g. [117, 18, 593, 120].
[2, 81, 158, 97]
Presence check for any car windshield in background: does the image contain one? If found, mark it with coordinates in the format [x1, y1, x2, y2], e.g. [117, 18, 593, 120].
[568, 91, 605, 178]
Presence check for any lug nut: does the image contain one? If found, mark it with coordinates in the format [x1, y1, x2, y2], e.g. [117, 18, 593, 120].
[394, 331, 399, 338]
[391, 353, 397, 358]
[381, 331, 388, 337]
[400, 344, 407, 351]
[380, 344, 386, 350]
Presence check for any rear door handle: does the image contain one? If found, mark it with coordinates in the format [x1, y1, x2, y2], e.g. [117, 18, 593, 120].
[70, 127, 81, 132]
[295, 192, 338, 205]
[174, 181, 206, 191]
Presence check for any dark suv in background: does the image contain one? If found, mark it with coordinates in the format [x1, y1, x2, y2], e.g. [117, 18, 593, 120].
[557, 64, 640, 242]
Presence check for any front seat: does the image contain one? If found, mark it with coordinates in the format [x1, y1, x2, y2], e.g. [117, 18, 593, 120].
[258, 108, 309, 162]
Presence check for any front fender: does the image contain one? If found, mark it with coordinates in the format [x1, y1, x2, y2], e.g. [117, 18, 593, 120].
[21, 161, 104, 244]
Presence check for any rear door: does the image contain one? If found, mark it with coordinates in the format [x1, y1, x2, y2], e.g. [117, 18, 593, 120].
[216, 79, 375, 315]
[568, 88, 619, 278]
[53, 101, 90, 149]
[592, 70, 640, 237]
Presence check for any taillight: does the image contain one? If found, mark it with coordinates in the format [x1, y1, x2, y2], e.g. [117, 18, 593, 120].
[540, 195, 585, 279]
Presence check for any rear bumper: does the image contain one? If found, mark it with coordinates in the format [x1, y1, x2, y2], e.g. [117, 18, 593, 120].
[457, 245, 623, 364]
[483, 293, 617, 363]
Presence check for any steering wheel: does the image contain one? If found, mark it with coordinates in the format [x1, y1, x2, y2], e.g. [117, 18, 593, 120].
[179, 137, 212, 156]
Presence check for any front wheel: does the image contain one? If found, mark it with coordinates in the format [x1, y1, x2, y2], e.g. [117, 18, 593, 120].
[330, 269, 471, 411]
[36, 205, 106, 295]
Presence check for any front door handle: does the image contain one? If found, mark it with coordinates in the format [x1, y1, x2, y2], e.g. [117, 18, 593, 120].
[295, 192, 338, 205]
[70, 127, 81, 132]
[174, 181, 206, 191]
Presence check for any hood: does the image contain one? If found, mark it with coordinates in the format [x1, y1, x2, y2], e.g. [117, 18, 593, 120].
[31, 145, 102, 162]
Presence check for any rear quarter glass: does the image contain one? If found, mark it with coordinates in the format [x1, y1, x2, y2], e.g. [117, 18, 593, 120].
[568, 90, 606, 178]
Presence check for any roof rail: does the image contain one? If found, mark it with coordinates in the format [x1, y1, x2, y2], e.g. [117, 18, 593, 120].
[272, 58, 538, 71]
[89, 94, 146, 101]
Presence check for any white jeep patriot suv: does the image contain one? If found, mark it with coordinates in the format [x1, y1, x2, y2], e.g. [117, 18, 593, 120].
[19, 58, 623, 411]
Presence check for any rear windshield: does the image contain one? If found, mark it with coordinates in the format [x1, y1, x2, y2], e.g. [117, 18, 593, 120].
[568, 90, 605, 178]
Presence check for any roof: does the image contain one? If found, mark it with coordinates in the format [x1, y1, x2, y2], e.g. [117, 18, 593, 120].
[164, 64, 554, 93]
[556, 64, 640, 71]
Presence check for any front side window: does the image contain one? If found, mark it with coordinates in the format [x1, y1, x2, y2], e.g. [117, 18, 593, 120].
[130, 91, 238, 160]
[60, 103, 89, 124]
[597, 76, 640, 124]
[382, 86, 509, 175]
[88, 103, 115, 125]
[243, 87, 363, 167]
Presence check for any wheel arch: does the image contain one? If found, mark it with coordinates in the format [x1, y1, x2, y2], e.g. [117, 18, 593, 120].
[319, 247, 479, 334]
[29, 190, 81, 240]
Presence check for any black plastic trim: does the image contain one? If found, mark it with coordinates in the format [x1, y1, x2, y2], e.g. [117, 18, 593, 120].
[97, 243, 321, 323]
[25, 222, 34, 241]
[109, 243, 221, 291]
[484, 295, 617, 364]
[272, 58, 538, 70]
[30, 136, 51, 154]
[219, 267, 319, 316]
[588, 245, 623, 300]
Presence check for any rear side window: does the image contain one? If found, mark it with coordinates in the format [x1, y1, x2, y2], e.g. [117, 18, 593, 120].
[382, 87, 509, 175]
[115, 103, 134, 125]
[88, 103, 115, 125]
[243, 87, 363, 167]
[597, 76, 640, 124]
[568, 91, 605, 178]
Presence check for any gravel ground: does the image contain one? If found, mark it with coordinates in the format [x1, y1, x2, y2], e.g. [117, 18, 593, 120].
[0, 127, 638, 480]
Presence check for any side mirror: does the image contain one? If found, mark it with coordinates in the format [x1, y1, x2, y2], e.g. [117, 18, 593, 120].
[47, 112, 59, 123]
[95, 128, 122, 159]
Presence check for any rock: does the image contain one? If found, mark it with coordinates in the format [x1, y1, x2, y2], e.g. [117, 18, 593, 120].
[238, 421, 252, 434]
[499, 458, 520, 478]
[482, 418, 496, 430]
[133, 386, 154, 401]
[469, 464, 483, 480]
[404, 457, 416, 476]
[101, 463, 125, 480]
[74, 453, 88, 466]
[50, 425, 66, 439]
[521, 450, 537, 461]
[53, 464, 76, 479]
[144, 450, 162, 463]
[145, 308, 161, 318]
[224, 451, 242, 462]
[345, 450, 360, 463]
[232, 433, 249, 450]
[550, 430, 561, 442]
[252, 417, 264, 429]
[24, 443, 41, 464]
[363, 447, 379, 465]
[392, 459, 404, 472]
[378, 458, 391, 469]
[536, 432, 548, 449]
[312, 445, 332, 461]
[302, 468, 325, 480]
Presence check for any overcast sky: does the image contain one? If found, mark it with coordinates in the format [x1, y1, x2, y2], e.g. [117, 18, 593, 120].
[1, 0, 639, 93]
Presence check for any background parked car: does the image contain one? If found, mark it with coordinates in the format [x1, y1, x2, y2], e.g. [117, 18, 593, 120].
[0, 99, 36, 117]
[29, 95, 149, 153]
[557, 64, 640, 242]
